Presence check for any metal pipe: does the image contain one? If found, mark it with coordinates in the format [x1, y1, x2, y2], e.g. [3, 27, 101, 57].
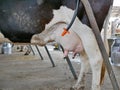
[29, 45, 35, 55]
[66, 0, 80, 30]
[60, 45, 78, 80]
[44, 46, 55, 67]
[35, 45, 44, 60]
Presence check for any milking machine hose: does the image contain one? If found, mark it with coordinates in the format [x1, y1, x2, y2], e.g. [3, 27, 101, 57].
[61, 0, 80, 36]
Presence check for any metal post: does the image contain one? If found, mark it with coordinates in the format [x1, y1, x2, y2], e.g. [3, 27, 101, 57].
[44, 45, 55, 67]
[35, 45, 44, 60]
[29, 45, 35, 55]
[60, 45, 78, 80]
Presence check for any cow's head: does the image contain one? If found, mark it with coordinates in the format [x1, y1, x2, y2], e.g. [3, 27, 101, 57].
[31, 6, 70, 46]
[31, 22, 67, 46]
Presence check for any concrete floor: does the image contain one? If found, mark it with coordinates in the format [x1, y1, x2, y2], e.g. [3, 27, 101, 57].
[0, 45, 120, 90]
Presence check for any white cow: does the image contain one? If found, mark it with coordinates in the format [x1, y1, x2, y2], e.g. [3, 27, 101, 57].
[31, 6, 108, 90]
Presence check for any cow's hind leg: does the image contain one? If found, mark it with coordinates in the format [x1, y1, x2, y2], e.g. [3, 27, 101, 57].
[89, 56, 102, 90]
[87, 49, 103, 90]
[71, 50, 90, 90]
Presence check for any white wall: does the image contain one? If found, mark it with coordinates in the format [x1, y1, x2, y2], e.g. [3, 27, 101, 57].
[113, 0, 120, 6]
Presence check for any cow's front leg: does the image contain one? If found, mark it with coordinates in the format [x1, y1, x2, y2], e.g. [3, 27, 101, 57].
[71, 51, 89, 90]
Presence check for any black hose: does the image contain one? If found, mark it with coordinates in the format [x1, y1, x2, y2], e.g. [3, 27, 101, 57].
[66, 0, 80, 31]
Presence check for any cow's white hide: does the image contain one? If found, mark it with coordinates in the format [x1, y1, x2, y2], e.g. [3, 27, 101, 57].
[0, 32, 4, 38]
[31, 6, 106, 90]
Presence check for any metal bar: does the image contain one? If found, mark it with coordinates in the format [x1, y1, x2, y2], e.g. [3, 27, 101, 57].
[35, 45, 44, 60]
[81, 0, 119, 89]
[44, 45, 55, 67]
[29, 45, 35, 55]
[60, 45, 78, 80]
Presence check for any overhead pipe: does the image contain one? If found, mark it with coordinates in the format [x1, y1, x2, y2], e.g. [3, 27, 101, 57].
[61, 0, 80, 36]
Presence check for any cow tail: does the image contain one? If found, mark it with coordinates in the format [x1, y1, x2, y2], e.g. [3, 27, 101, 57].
[100, 62, 106, 85]
[100, 5, 113, 85]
